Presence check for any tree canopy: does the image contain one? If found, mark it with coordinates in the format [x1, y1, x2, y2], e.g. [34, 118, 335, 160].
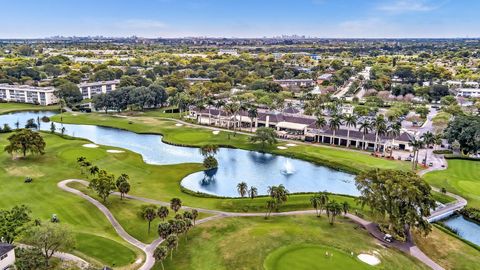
[4, 129, 46, 157]
[355, 169, 435, 239]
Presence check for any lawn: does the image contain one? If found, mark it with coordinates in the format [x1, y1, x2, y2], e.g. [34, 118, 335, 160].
[423, 159, 480, 208]
[264, 244, 373, 270]
[0, 133, 141, 267]
[68, 181, 212, 244]
[155, 215, 428, 270]
[0, 102, 59, 115]
[413, 226, 480, 270]
[50, 111, 411, 174]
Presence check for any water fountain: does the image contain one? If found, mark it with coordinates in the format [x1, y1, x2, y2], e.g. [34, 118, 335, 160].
[281, 160, 296, 175]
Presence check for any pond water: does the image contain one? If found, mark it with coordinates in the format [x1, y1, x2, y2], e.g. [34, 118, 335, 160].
[442, 215, 480, 246]
[0, 111, 358, 197]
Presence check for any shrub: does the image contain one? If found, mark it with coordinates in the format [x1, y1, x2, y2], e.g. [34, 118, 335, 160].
[433, 150, 453, 154]
[203, 156, 218, 169]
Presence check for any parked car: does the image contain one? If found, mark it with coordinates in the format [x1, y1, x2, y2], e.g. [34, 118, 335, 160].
[383, 234, 393, 243]
[429, 162, 433, 167]
[405, 157, 412, 161]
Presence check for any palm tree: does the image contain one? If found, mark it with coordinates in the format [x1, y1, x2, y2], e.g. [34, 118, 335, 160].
[237, 182, 248, 197]
[191, 209, 198, 225]
[373, 115, 387, 153]
[141, 205, 157, 234]
[268, 185, 289, 210]
[315, 116, 327, 143]
[157, 206, 169, 221]
[196, 101, 206, 124]
[328, 115, 343, 145]
[118, 181, 131, 200]
[206, 97, 216, 125]
[237, 102, 248, 132]
[433, 133, 443, 150]
[214, 100, 225, 126]
[170, 198, 182, 213]
[248, 186, 258, 199]
[223, 103, 236, 130]
[154, 246, 169, 270]
[341, 201, 350, 215]
[310, 195, 321, 217]
[166, 234, 179, 259]
[421, 131, 435, 165]
[358, 119, 372, 150]
[409, 138, 424, 170]
[343, 114, 357, 147]
[326, 200, 342, 225]
[248, 106, 258, 132]
[387, 122, 401, 158]
[265, 200, 277, 219]
[89, 165, 100, 178]
[318, 192, 329, 216]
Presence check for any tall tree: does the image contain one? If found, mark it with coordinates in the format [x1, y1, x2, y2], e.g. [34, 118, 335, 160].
[421, 131, 435, 165]
[248, 186, 258, 199]
[4, 129, 46, 158]
[25, 223, 75, 267]
[116, 173, 130, 199]
[237, 182, 248, 197]
[268, 185, 289, 210]
[443, 115, 480, 155]
[326, 200, 342, 225]
[141, 205, 157, 234]
[343, 114, 357, 147]
[170, 198, 182, 213]
[166, 234, 179, 259]
[328, 115, 343, 145]
[358, 119, 372, 150]
[0, 205, 31, 244]
[250, 127, 277, 150]
[373, 115, 387, 153]
[154, 246, 169, 270]
[157, 206, 169, 221]
[387, 122, 401, 158]
[248, 106, 258, 132]
[355, 169, 436, 239]
[88, 170, 116, 203]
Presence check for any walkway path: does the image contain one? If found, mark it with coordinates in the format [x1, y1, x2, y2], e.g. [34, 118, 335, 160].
[58, 179, 446, 270]
[18, 244, 91, 269]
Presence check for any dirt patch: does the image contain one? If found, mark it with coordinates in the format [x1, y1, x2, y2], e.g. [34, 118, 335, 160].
[6, 166, 45, 178]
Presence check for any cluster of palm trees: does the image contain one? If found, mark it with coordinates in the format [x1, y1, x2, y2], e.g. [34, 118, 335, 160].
[154, 206, 199, 270]
[265, 184, 289, 218]
[408, 131, 442, 170]
[315, 113, 401, 154]
[76, 156, 131, 200]
[310, 192, 350, 225]
[236, 182, 258, 199]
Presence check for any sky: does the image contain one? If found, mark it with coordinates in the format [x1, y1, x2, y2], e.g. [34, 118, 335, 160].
[1, 0, 479, 38]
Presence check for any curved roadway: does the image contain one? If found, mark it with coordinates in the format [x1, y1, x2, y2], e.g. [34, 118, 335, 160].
[58, 178, 451, 270]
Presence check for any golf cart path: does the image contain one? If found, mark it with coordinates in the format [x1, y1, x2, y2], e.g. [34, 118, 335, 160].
[58, 179, 445, 270]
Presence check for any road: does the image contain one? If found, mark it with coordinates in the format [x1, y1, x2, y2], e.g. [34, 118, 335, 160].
[58, 178, 453, 270]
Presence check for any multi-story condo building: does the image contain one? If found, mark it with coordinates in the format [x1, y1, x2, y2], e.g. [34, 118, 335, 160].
[78, 79, 120, 99]
[0, 84, 58, 105]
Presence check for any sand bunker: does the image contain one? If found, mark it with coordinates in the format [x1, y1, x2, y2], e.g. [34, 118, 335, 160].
[277, 146, 287, 150]
[82, 144, 99, 148]
[107, 150, 124, 153]
[175, 123, 183, 127]
[212, 130, 220, 135]
[286, 143, 297, 147]
[357, 254, 381, 266]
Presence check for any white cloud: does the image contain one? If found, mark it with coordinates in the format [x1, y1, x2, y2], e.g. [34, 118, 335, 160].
[377, 0, 441, 13]
[121, 19, 167, 29]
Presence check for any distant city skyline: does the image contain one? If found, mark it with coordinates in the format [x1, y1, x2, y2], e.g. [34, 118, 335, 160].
[1, 0, 479, 39]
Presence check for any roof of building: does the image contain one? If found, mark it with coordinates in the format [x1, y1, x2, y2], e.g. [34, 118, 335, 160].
[0, 243, 15, 256]
[0, 83, 55, 92]
[78, 79, 120, 87]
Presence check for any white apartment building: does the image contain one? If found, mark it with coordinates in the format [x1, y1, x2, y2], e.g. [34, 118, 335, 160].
[456, 88, 480, 98]
[78, 79, 120, 99]
[0, 244, 15, 270]
[0, 84, 58, 105]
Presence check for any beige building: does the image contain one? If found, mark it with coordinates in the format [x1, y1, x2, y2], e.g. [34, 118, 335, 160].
[0, 84, 58, 105]
[78, 79, 120, 99]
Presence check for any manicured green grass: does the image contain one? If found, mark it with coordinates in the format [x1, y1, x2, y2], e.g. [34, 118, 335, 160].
[0, 133, 141, 267]
[155, 216, 428, 270]
[413, 227, 480, 270]
[51, 112, 411, 174]
[0, 103, 59, 115]
[68, 182, 212, 244]
[264, 244, 373, 270]
[423, 159, 480, 208]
